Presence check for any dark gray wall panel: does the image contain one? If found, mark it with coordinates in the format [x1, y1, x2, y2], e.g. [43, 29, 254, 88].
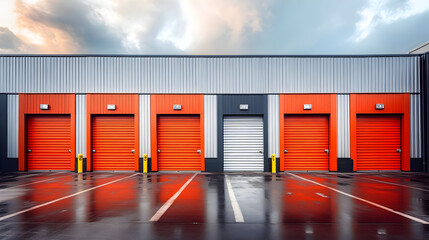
[205, 158, 221, 172]
[0, 94, 7, 171]
[410, 158, 423, 172]
[423, 53, 429, 172]
[337, 158, 353, 172]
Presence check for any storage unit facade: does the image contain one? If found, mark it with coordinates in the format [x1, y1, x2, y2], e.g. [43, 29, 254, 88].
[0, 54, 428, 172]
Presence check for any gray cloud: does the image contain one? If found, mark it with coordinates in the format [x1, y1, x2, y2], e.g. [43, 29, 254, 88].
[0, 27, 24, 53]
[0, 0, 428, 54]
[12, 0, 126, 53]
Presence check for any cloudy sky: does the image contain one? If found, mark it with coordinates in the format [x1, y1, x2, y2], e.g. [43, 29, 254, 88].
[0, 0, 428, 54]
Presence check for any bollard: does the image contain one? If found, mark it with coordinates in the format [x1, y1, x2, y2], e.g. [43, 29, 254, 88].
[143, 154, 148, 173]
[78, 154, 83, 173]
[271, 154, 276, 173]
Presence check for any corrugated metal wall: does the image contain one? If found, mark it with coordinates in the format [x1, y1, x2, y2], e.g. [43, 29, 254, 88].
[75, 95, 86, 157]
[0, 56, 420, 94]
[410, 94, 422, 158]
[204, 95, 217, 158]
[268, 95, 280, 157]
[139, 95, 151, 157]
[337, 94, 350, 158]
[7, 95, 18, 158]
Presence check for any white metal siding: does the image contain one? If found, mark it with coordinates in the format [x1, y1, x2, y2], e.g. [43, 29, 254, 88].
[75, 95, 86, 157]
[268, 95, 279, 157]
[337, 94, 350, 158]
[204, 95, 217, 158]
[0, 56, 420, 94]
[411, 94, 421, 158]
[224, 116, 264, 171]
[139, 95, 151, 157]
[7, 95, 18, 158]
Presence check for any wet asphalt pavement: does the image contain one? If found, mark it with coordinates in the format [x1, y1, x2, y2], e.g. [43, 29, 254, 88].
[0, 171, 429, 239]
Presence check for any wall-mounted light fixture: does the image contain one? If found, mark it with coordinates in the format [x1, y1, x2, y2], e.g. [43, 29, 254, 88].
[375, 104, 384, 110]
[40, 104, 49, 110]
[303, 104, 312, 110]
[107, 104, 116, 110]
[240, 104, 248, 110]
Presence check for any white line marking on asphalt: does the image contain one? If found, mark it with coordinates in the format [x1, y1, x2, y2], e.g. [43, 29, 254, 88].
[0, 175, 68, 192]
[0, 173, 138, 222]
[338, 173, 429, 192]
[225, 175, 244, 222]
[315, 192, 328, 198]
[150, 173, 198, 222]
[286, 172, 429, 225]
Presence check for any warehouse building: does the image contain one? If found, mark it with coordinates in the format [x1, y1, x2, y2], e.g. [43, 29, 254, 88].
[0, 54, 428, 172]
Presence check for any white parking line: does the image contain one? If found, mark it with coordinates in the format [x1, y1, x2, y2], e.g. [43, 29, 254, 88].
[337, 173, 429, 192]
[0, 173, 138, 222]
[0, 175, 69, 192]
[150, 173, 198, 222]
[225, 175, 244, 222]
[287, 172, 429, 225]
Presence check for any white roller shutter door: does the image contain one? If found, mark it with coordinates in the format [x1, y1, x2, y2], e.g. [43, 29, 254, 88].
[223, 116, 264, 171]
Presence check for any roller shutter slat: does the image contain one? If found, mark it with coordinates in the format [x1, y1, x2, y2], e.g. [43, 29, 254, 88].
[27, 115, 71, 170]
[223, 116, 264, 172]
[356, 115, 401, 170]
[157, 115, 201, 171]
[284, 115, 329, 171]
[92, 115, 135, 171]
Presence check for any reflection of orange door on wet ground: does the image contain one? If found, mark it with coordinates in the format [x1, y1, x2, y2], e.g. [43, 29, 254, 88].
[156, 175, 205, 222]
[281, 178, 335, 223]
[21, 180, 75, 222]
[352, 180, 409, 222]
[89, 177, 137, 220]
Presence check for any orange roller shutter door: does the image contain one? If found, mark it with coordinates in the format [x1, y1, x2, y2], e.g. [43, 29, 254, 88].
[91, 115, 135, 171]
[27, 115, 71, 170]
[157, 115, 201, 171]
[356, 115, 401, 170]
[284, 115, 329, 171]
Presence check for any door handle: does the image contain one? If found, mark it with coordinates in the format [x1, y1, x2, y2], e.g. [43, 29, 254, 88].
[92, 150, 96, 153]
[396, 149, 402, 153]
[197, 150, 201, 154]
[324, 149, 329, 154]
[284, 149, 288, 153]
[259, 150, 263, 154]
[27, 149, 32, 153]
[68, 149, 71, 153]
[131, 149, 135, 153]
[157, 149, 161, 153]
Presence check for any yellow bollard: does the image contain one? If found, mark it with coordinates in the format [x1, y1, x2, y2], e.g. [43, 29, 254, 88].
[78, 154, 83, 173]
[271, 154, 276, 173]
[143, 154, 148, 173]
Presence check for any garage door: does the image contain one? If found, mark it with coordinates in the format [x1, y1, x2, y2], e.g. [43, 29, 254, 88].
[224, 116, 264, 171]
[157, 115, 201, 171]
[92, 115, 135, 171]
[27, 115, 71, 170]
[284, 115, 329, 171]
[356, 115, 401, 170]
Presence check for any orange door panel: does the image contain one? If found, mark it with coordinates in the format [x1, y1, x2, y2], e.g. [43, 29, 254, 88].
[92, 115, 135, 171]
[157, 115, 201, 171]
[27, 115, 71, 170]
[356, 115, 401, 170]
[284, 115, 329, 171]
